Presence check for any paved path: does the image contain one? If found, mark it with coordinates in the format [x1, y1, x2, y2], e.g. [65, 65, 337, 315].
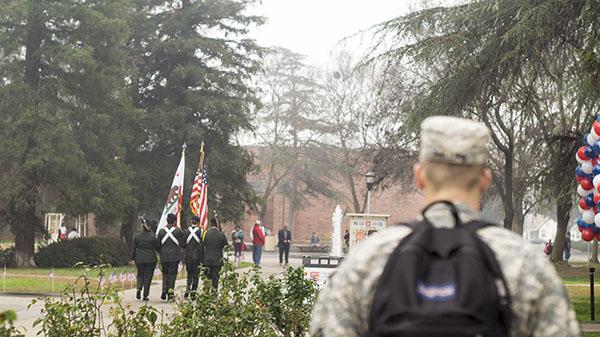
[0, 251, 300, 337]
[4, 251, 600, 334]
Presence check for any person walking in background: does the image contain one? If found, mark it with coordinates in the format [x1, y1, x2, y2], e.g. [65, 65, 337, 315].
[182, 216, 204, 298]
[58, 223, 67, 241]
[343, 229, 350, 249]
[157, 213, 183, 300]
[67, 227, 80, 240]
[203, 218, 228, 289]
[131, 220, 158, 301]
[544, 239, 553, 257]
[564, 233, 572, 262]
[310, 232, 320, 248]
[252, 220, 265, 265]
[232, 225, 244, 267]
[278, 225, 292, 267]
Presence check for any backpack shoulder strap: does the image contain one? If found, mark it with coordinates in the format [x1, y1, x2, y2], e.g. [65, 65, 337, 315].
[461, 220, 513, 333]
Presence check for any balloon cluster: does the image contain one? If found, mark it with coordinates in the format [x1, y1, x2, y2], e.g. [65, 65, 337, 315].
[576, 119, 600, 241]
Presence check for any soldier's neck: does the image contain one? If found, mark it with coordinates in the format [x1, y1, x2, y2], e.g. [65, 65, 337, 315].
[423, 189, 481, 211]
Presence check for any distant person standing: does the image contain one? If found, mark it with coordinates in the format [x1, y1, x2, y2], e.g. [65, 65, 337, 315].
[278, 225, 292, 266]
[182, 216, 204, 298]
[157, 213, 183, 300]
[343, 229, 350, 248]
[310, 232, 320, 248]
[67, 228, 80, 240]
[544, 239, 553, 257]
[203, 218, 228, 289]
[232, 225, 244, 266]
[131, 220, 158, 301]
[252, 220, 266, 265]
[564, 232, 572, 262]
[58, 224, 67, 241]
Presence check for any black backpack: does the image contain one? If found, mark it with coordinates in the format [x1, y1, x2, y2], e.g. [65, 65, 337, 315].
[368, 202, 512, 337]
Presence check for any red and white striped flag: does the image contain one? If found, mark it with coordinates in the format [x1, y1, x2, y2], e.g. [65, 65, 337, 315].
[190, 142, 208, 228]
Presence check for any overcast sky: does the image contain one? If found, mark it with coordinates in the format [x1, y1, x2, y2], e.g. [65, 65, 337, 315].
[251, 0, 422, 66]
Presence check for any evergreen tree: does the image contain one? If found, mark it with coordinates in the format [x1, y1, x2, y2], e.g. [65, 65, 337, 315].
[122, 0, 264, 239]
[0, 0, 135, 266]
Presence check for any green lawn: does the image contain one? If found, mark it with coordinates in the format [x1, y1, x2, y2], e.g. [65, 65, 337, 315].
[0, 261, 252, 294]
[5, 265, 137, 277]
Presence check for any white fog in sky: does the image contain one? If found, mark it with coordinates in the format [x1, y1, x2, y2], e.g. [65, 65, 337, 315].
[251, 0, 424, 65]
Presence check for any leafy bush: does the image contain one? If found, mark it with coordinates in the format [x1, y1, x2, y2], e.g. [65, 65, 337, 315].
[34, 238, 128, 268]
[0, 310, 25, 337]
[32, 270, 160, 337]
[7, 265, 318, 337]
[253, 267, 318, 337]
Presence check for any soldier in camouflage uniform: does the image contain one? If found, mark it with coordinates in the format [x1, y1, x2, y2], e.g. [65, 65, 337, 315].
[310, 116, 580, 337]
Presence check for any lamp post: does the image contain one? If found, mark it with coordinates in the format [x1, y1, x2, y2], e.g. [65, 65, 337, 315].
[365, 172, 376, 214]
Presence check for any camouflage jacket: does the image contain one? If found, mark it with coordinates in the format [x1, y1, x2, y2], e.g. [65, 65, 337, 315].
[310, 203, 580, 337]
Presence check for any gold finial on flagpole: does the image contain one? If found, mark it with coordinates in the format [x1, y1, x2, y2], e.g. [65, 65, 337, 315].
[198, 141, 205, 167]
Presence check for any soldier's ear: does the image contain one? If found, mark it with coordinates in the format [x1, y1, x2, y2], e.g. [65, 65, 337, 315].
[414, 163, 426, 190]
[480, 167, 492, 192]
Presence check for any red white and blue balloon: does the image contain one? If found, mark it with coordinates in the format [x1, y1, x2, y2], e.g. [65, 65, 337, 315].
[576, 118, 600, 241]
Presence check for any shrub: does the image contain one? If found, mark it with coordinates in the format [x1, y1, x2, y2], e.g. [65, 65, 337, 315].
[34, 237, 128, 268]
[0, 310, 25, 337]
[32, 272, 160, 337]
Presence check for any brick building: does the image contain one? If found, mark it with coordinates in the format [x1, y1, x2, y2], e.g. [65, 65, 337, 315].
[223, 147, 424, 243]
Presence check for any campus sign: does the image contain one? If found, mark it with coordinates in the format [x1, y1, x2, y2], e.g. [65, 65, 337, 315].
[346, 213, 390, 250]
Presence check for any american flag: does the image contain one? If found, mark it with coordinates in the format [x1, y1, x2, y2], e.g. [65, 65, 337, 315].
[190, 144, 208, 228]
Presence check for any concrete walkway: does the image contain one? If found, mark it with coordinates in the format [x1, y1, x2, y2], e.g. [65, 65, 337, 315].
[0, 251, 300, 337]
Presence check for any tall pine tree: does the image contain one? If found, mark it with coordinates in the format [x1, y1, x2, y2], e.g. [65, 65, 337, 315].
[121, 0, 264, 240]
[0, 0, 135, 266]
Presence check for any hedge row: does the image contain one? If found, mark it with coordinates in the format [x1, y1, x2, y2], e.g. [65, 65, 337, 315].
[34, 237, 128, 268]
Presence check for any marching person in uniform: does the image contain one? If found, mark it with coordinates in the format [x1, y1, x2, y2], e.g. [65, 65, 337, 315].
[157, 213, 183, 300]
[310, 116, 579, 337]
[182, 215, 204, 298]
[203, 217, 228, 289]
[131, 219, 158, 301]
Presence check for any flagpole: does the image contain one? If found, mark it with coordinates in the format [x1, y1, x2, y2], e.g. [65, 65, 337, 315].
[196, 142, 205, 218]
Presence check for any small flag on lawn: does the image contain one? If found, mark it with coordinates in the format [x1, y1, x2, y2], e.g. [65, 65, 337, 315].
[128, 272, 136, 282]
[110, 272, 117, 284]
[98, 276, 105, 288]
[119, 272, 126, 282]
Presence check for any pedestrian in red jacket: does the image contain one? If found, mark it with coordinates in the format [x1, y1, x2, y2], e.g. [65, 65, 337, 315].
[252, 220, 266, 265]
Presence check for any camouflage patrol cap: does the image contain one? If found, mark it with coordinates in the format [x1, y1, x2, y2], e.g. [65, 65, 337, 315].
[419, 116, 490, 165]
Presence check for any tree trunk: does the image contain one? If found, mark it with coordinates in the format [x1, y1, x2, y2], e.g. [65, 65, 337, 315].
[14, 205, 37, 267]
[346, 170, 361, 213]
[12, 0, 44, 268]
[511, 190, 525, 236]
[120, 211, 136, 252]
[502, 148, 514, 230]
[550, 138, 576, 262]
[552, 193, 571, 262]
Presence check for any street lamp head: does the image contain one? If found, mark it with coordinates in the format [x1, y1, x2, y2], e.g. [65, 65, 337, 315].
[366, 171, 376, 190]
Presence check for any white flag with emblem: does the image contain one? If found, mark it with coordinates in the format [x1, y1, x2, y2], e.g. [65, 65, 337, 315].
[156, 145, 186, 233]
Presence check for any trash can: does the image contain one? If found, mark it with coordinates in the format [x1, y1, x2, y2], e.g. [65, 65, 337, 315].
[303, 256, 344, 287]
